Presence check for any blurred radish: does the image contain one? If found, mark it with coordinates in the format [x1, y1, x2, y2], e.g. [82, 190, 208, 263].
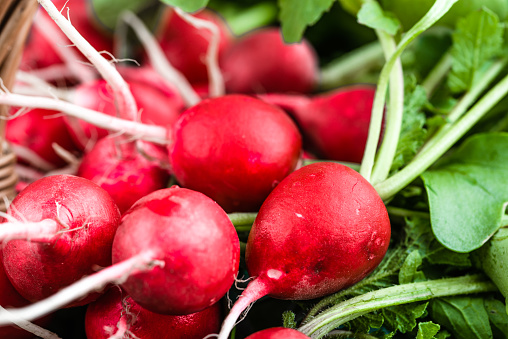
[221, 27, 319, 94]
[76, 137, 170, 214]
[1, 175, 121, 306]
[6, 108, 80, 170]
[217, 162, 391, 339]
[85, 287, 222, 338]
[21, 0, 113, 79]
[151, 7, 233, 86]
[65, 76, 184, 150]
[260, 85, 378, 163]
[168, 94, 302, 212]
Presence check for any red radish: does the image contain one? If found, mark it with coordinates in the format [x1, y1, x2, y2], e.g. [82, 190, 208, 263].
[6, 108, 80, 170]
[168, 94, 302, 212]
[112, 186, 240, 315]
[152, 7, 233, 85]
[21, 0, 113, 75]
[76, 137, 171, 214]
[220, 27, 319, 94]
[0, 186, 238, 325]
[65, 76, 184, 150]
[2, 175, 121, 306]
[85, 287, 222, 338]
[0, 252, 53, 339]
[260, 85, 378, 163]
[245, 327, 310, 339]
[217, 162, 391, 339]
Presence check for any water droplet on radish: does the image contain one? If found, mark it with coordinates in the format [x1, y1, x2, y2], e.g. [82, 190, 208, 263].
[272, 180, 280, 188]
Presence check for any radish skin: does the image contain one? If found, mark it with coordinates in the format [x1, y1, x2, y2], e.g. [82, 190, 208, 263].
[217, 162, 391, 339]
[85, 287, 222, 339]
[2, 175, 121, 305]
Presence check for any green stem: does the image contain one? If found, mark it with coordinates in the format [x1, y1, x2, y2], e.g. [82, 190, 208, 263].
[370, 30, 405, 184]
[386, 206, 430, 219]
[298, 275, 496, 338]
[375, 67, 508, 200]
[360, 0, 459, 182]
[302, 159, 361, 172]
[228, 213, 257, 227]
[319, 41, 384, 89]
[421, 50, 453, 97]
[419, 58, 507, 155]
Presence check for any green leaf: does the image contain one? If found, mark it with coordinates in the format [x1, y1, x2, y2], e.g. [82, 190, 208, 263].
[357, 0, 401, 35]
[159, 0, 209, 12]
[278, 0, 335, 43]
[91, 0, 156, 30]
[416, 321, 441, 339]
[282, 311, 297, 329]
[399, 250, 425, 284]
[447, 9, 504, 93]
[421, 133, 508, 253]
[430, 297, 493, 339]
[484, 298, 508, 339]
[382, 302, 429, 335]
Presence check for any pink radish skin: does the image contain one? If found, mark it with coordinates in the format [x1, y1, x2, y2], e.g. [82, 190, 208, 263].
[21, 0, 113, 74]
[77, 137, 171, 214]
[168, 94, 302, 212]
[260, 85, 378, 163]
[2, 175, 121, 306]
[221, 28, 319, 94]
[152, 8, 233, 85]
[85, 287, 222, 339]
[217, 162, 391, 339]
[112, 186, 240, 315]
[6, 108, 80, 169]
[245, 327, 310, 339]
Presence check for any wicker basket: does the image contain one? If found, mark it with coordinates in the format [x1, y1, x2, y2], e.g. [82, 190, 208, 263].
[0, 0, 38, 211]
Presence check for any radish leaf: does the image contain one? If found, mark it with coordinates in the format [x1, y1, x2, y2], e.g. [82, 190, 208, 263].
[357, 0, 401, 35]
[278, 0, 335, 43]
[447, 9, 503, 93]
[421, 133, 508, 253]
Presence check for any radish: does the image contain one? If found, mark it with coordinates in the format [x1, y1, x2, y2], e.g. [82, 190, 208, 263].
[220, 27, 319, 94]
[259, 85, 378, 163]
[21, 0, 113, 78]
[245, 327, 310, 339]
[112, 186, 240, 314]
[1, 175, 121, 306]
[216, 162, 391, 339]
[6, 108, 80, 170]
[0, 186, 239, 325]
[84, 287, 222, 338]
[0, 252, 55, 339]
[152, 7, 233, 86]
[76, 137, 171, 214]
[168, 94, 302, 212]
[64, 76, 184, 150]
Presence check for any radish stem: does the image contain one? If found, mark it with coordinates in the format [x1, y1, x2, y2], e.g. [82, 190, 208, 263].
[37, 0, 138, 121]
[0, 218, 59, 243]
[0, 92, 167, 144]
[121, 10, 201, 107]
[34, 11, 96, 83]
[174, 7, 225, 98]
[0, 251, 162, 326]
[0, 306, 61, 339]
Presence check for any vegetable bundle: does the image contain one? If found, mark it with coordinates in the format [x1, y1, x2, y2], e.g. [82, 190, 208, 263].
[1, 0, 508, 338]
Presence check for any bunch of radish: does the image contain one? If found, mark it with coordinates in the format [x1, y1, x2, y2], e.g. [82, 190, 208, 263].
[0, 0, 393, 338]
